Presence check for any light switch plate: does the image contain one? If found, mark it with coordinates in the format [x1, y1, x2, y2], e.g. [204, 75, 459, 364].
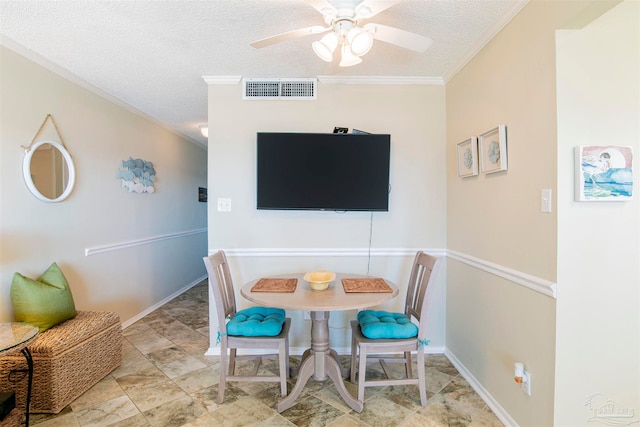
[541, 189, 552, 213]
[217, 198, 232, 212]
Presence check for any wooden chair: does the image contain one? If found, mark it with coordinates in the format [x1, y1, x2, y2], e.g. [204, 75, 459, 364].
[349, 251, 441, 406]
[203, 251, 290, 404]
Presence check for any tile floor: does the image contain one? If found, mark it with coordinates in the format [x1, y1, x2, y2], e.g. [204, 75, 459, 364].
[29, 281, 503, 427]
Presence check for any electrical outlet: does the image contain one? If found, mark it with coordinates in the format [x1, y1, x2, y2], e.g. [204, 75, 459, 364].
[303, 311, 311, 320]
[522, 369, 531, 396]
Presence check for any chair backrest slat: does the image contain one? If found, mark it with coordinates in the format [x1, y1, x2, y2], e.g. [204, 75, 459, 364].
[404, 251, 442, 339]
[203, 251, 237, 334]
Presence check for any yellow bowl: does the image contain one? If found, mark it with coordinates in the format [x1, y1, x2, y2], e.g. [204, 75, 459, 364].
[303, 271, 335, 291]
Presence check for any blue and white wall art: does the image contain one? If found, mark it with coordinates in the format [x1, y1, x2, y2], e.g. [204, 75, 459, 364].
[117, 157, 156, 193]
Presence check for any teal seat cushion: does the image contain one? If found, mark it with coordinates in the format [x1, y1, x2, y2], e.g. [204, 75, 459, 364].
[227, 307, 285, 337]
[357, 310, 418, 339]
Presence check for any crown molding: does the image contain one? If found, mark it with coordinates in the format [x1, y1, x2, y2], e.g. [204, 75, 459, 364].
[318, 75, 444, 85]
[443, 0, 529, 82]
[202, 76, 242, 85]
[202, 76, 445, 85]
[1, 35, 204, 149]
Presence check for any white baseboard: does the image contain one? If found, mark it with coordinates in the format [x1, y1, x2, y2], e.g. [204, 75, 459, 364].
[121, 275, 207, 329]
[445, 348, 518, 427]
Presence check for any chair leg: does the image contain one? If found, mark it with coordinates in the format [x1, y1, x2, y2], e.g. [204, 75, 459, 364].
[279, 341, 287, 397]
[218, 344, 227, 404]
[417, 349, 426, 406]
[405, 351, 413, 379]
[285, 335, 290, 378]
[350, 335, 358, 383]
[229, 348, 237, 376]
[358, 345, 367, 402]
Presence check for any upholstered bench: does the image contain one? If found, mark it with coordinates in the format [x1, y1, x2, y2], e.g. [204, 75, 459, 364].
[0, 311, 122, 414]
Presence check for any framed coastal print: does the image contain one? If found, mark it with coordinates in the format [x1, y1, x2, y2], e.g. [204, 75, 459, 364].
[574, 146, 633, 201]
[479, 125, 507, 174]
[457, 137, 478, 177]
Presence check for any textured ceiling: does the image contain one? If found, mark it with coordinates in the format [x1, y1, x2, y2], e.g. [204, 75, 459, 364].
[0, 0, 526, 147]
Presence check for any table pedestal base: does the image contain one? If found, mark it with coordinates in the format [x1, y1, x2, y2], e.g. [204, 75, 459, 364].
[277, 311, 363, 413]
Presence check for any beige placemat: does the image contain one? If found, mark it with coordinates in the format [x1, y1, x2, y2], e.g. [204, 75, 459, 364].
[341, 278, 392, 293]
[251, 278, 297, 293]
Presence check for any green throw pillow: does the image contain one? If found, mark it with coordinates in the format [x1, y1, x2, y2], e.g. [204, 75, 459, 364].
[11, 262, 77, 332]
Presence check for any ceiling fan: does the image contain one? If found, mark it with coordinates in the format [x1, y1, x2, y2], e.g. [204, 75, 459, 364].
[250, 0, 433, 67]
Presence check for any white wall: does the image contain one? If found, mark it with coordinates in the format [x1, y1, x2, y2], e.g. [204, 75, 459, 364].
[206, 82, 447, 352]
[555, 1, 639, 424]
[0, 44, 208, 325]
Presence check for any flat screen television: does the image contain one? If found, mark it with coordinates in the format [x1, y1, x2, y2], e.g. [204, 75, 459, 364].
[257, 132, 390, 211]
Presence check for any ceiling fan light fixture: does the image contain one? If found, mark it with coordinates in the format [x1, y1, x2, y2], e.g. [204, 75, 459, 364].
[339, 43, 362, 67]
[312, 32, 339, 62]
[348, 28, 373, 57]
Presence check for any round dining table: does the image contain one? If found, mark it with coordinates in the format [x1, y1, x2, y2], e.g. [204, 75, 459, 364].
[241, 272, 398, 413]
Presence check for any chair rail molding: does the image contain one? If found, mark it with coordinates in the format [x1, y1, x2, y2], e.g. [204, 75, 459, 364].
[210, 247, 447, 258]
[86, 228, 207, 256]
[211, 247, 556, 298]
[447, 249, 557, 298]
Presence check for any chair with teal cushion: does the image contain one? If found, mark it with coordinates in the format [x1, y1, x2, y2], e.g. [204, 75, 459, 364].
[357, 310, 418, 340]
[204, 251, 290, 404]
[350, 251, 441, 407]
[227, 306, 286, 337]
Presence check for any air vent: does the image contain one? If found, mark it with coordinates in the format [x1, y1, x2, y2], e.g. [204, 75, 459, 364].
[242, 78, 317, 100]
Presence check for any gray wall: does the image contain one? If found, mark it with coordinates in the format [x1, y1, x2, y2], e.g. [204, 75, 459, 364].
[0, 44, 208, 325]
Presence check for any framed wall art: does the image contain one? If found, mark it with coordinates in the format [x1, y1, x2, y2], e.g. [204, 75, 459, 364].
[479, 124, 507, 174]
[574, 145, 633, 201]
[457, 137, 478, 177]
[117, 157, 156, 193]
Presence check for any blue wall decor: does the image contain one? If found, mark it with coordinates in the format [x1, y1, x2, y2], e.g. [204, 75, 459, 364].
[116, 157, 156, 193]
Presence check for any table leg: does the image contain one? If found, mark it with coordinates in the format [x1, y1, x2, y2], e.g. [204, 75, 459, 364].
[21, 347, 34, 427]
[329, 349, 349, 378]
[277, 351, 315, 412]
[323, 352, 363, 412]
[277, 311, 362, 413]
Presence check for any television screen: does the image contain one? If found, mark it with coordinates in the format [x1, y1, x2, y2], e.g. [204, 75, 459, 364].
[257, 132, 390, 211]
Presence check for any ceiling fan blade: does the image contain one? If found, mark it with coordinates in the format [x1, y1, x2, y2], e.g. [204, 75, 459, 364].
[364, 23, 433, 52]
[305, 0, 336, 16]
[355, 0, 402, 19]
[250, 26, 330, 49]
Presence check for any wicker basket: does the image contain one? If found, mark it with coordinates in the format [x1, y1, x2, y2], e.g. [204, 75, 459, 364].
[0, 408, 22, 427]
[0, 311, 122, 414]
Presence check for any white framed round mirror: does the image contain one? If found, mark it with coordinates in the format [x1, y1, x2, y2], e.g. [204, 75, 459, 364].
[22, 140, 76, 203]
